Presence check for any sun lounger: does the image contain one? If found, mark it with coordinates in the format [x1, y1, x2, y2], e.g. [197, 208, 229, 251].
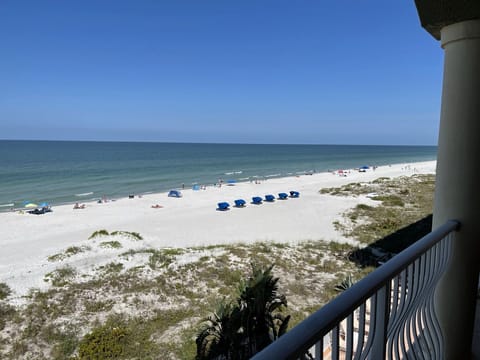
[278, 193, 288, 200]
[290, 191, 300, 198]
[265, 194, 275, 202]
[252, 196, 263, 205]
[217, 202, 230, 211]
[234, 199, 246, 207]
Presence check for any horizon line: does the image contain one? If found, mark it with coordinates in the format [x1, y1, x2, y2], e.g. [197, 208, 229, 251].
[0, 138, 438, 147]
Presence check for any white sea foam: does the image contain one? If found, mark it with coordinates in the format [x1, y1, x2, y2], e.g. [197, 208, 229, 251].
[75, 192, 94, 197]
[0, 203, 14, 207]
[224, 170, 243, 175]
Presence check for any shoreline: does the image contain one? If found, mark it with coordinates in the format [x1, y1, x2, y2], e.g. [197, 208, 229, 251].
[3, 158, 437, 213]
[0, 160, 436, 301]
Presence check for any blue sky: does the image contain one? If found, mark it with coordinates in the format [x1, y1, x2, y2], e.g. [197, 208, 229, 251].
[0, 1, 443, 145]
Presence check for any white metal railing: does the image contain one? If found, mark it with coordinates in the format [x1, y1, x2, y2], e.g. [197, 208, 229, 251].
[253, 220, 460, 360]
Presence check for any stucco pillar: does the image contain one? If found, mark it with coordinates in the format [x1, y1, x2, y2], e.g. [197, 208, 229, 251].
[433, 19, 480, 359]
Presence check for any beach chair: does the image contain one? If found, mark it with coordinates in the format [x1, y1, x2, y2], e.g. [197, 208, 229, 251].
[168, 190, 182, 198]
[290, 191, 300, 198]
[278, 193, 289, 200]
[252, 196, 263, 205]
[217, 202, 230, 211]
[234, 199, 246, 207]
[265, 194, 275, 202]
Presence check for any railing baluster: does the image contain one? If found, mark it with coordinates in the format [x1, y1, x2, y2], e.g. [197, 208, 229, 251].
[359, 295, 376, 360]
[390, 269, 408, 359]
[353, 303, 366, 360]
[370, 285, 390, 359]
[386, 275, 397, 359]
[315, 338, 323, 360]
[345, 312, 354, 359]
[420, 250, 434, 357]
[332, 326, 339, 360]
[408, 259, 421, 359]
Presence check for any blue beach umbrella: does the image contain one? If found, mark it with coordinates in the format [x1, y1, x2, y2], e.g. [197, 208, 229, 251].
[360, 165, 370, 170]
[39, 202, 50, 207]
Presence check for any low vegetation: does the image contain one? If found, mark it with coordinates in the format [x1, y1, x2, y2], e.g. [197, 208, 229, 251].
[47, 246, 90, 262]
[99, 241, 122, 249]
[89, 229, 143, 241]
[0, 239, 367, 359]
[321, 174, 435, 245]
[0, 283, 11, 300]
[44, 266, 77, 287]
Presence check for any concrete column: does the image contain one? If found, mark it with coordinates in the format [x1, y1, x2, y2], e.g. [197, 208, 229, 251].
[433, 19, 480, 359]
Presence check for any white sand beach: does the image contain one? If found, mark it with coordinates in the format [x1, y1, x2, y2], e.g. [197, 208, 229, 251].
[0, 161, 436, 301]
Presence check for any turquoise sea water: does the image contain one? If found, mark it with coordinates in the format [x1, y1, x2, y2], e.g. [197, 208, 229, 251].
[0, 141, 437, 210]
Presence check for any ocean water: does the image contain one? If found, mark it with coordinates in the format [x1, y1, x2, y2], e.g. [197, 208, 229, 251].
[0, 140, 437, 210]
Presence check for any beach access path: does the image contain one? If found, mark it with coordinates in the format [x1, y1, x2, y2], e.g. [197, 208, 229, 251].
[0, 161, 436, 300]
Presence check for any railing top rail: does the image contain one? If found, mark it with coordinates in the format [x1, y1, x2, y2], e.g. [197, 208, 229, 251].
[252, 219, 460, 360]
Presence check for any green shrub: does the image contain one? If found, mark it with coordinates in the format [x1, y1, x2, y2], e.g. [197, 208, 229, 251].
[78, 323, 130, 359]
[356, 204, 374, 211]
[48, 246, 89, 262]
[102, 262, 124, 274]
[148, 251, 171, 270]
[111, 231, 143, 241]
[44, 267, 76, 287]
[65, 246, 84, 255]
[100, 241, 122, 249]
[84, 300, 115, 313]
[372, 177, 390, 183]
[51, 334, 78, 360]
[370, 195, 404, 207]
[0, 282, 11, 300]
[47, 253, 64, 262]
[0, 302, 16, 330]
[47, 246, 90, 262]
[89, 229, 110, 239]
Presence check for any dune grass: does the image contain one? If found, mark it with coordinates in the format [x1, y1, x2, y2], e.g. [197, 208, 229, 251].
[0, 240, 365, 359]
[321, 174, 435, 244]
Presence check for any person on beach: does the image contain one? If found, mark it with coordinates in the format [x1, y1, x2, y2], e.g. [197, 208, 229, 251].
[73, 203, 86, 209]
